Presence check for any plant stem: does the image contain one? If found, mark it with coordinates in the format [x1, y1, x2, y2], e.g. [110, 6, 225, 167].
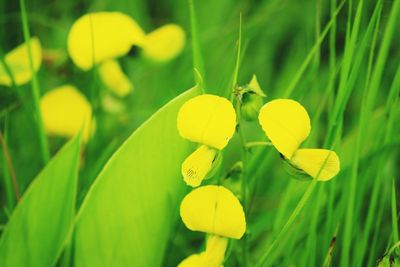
[19, 0, 50, 164]
[0, 131, 20, 201]
[245, 141, 272, 149]
[188, 0, 205, 88]
[391, 178, 399, 245]
[235, 102, 248, 267]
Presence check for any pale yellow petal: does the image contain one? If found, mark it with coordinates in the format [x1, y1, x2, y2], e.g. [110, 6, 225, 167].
[40, 85, 94, 142]
[98, 59, 133, 97]
[177, 94, 236, 150]
[142, 24, 185, 62]
[290, 148, 340, 181]
[203, 235, 227, 267]
[67, 12, 145, 70]
[258, 99, 310, 159]
[180, 185, 246, 239]
[0, 37, 42, 86]
[182, 145, 217, 187]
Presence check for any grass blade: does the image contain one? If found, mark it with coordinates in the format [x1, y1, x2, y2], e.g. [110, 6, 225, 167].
[18, 0, 49, 164]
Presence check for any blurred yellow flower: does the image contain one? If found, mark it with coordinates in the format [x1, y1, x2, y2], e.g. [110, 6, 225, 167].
[142, 24, 186, 63]
[67, 12, 185, 98]
[180, 185, 246, 239]
[177, 94, 236, 186]
[40, 85, 94, 142]
[0, 37, 42, 87]
[98, 59, 133, 97]
[67, 12, 145, 71]
[258, 99, 340, 181]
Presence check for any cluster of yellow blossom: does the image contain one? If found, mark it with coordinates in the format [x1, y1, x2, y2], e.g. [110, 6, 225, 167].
[176, 78, 340, 265]
[177, 94, 246, 266]
[0, 11, 185, 143]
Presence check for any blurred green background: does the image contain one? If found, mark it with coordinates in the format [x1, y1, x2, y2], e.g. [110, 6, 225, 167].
[0, 0, 399, 266]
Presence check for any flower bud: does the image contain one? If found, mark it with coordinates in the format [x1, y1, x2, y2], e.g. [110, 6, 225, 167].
[241, 93, 264, 121]
[240, 75, 265, 121]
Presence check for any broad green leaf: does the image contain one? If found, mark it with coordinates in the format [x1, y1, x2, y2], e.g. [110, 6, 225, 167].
[74, 87, 200, 267]
[0, 134, 81, 267]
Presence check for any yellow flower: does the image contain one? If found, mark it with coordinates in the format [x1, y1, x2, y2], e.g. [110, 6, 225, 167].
[67, 12, 185, 97]
[177, 94, 236, 186]
[40, 85, 94, 142]
[98, 59, 133, 97]
[258, 99, 340, 181]
[67, 12, 145, 71]
[179, 186, 245, 267]
[180, 185, 246, 239]
[178, 236, 227, 267]
[142, 24, 186, 63]
[0, 37, 41, 87]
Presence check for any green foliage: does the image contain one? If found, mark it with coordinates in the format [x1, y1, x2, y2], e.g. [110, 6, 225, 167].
[0, 0, 399, 266]
[0, 134, 81, 266]
[74, 87, 199, 266]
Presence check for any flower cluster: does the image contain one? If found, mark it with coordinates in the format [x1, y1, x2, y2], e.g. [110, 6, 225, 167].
[176, 78, 340, 265]
[176, 94, 246, 266]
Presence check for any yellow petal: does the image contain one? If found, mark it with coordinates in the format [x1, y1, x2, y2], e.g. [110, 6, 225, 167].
[177, 94, 236, 150]
[178, 236, 227, 267]
[258, 99, 311, 159]
[40, 85, 94, 142]
[0, 37, 42, 86]
[98, 59, 133, 97]
[142, 24, 185, 62]
[203, 235, 228, 267]
[290, 149, 340, 181]
[67, 12, 145, 70]
[178, 253, 205, 267]
[182, 145, 217, 187]
[180, 185, 246, 239]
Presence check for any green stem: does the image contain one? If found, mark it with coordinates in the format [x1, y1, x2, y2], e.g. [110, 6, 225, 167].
[0, 127, 20, 205]
[227, 13, 242, 101]
[235, 102, 248, 267]
[19, 0, 50, 164]
[245, 141, 272, 149]
[391, 178, 399, 244]
[188, 0, 205, 88]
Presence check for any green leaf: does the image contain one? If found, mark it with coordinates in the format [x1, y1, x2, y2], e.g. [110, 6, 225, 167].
[0, 134, 81, 267]
[74, 87, 200, 267]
